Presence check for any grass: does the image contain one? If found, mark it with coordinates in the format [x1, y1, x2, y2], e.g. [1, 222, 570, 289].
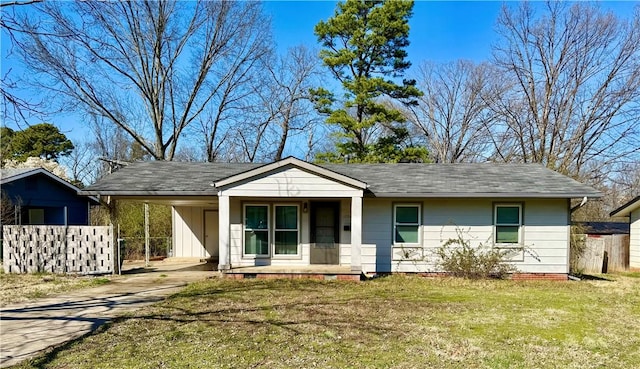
[0, 271, 111, 306]
[12, 274, 640, 369]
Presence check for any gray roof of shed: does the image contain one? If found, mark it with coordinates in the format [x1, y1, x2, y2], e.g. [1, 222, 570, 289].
[81, 160, 600, 199]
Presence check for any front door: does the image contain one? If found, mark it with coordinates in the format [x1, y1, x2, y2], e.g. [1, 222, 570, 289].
[310, 202, 340, 265]
[204, 210, 219, 261]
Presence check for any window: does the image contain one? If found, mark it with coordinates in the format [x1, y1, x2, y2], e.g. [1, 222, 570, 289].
[394, 204, 420, 244]
[28, 208, 45, 224]
[274, 205, 299, 255]
[244, 205, 269, 255]
[243, 204, 300, 257]
[494, 204, 522, 244]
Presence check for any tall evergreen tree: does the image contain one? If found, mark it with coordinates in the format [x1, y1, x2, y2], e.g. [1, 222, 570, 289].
[1, 123, 74, 164]
[312, 0, 427, 163]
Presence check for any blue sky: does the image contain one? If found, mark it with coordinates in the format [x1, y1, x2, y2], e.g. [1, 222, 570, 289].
[264, 0, 502, 64]
[264, 1, 638, 67]
[2, 1, 638, 142]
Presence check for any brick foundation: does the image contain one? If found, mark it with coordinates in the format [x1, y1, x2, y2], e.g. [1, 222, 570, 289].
[510, 273, 568, 281]
[223, 271, 567, 281]
[223, 272, 361, 281]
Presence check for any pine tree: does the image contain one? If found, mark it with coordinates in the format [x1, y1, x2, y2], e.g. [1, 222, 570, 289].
[312, 0, 427, 163]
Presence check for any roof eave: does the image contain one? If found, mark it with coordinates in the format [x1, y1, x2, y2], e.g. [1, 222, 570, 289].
[79, 190, 218, 197]
[610, 196, 640, 217]
[366, 192, 603, 198]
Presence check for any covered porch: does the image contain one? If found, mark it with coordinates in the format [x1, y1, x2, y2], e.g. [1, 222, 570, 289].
[215, 158, 368, 274]
[84, 158, 372, 278]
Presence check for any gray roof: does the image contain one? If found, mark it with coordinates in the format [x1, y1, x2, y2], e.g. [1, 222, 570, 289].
[324, 163, 601, 198]
[81, 160, 601, 199]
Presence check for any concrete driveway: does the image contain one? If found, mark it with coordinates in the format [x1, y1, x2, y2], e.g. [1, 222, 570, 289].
[0, 260, 215, 368]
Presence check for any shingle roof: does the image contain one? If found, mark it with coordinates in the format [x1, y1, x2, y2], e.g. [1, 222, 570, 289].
[575, 222, 630, 235]
[81, 162, 262, 196]
[323, 163, 601, 198]
[81, 160, 600, 199]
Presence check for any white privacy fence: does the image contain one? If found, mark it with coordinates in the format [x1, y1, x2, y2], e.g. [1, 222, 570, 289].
[2, 225, 114, 274]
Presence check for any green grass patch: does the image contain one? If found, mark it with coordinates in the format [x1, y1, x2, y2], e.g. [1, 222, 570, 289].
[13, 276, 640, 369]
[0, 273, 111, 306]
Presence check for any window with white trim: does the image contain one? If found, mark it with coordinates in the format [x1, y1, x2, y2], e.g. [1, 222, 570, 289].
[244, 205, 269, 255]
[394, 204, 421, 244]
[243, 204, 301, 257]
[494, 204, 522, 244]
[274, 205, 299, 255]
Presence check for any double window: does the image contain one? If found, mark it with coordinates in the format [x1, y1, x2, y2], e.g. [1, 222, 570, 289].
[494, 204, 522, 244]
[244, 204, 299, 256]
[394, 204, 421, 244]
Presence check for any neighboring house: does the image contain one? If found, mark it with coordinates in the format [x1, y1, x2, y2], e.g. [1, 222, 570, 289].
[80, 157, 601, 280]
[1, 168, 98, 226]
[610, 196, 640, 270]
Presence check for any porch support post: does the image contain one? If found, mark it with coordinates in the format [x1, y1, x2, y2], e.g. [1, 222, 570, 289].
[351, 195, 363, 272]
[218, 194, 230, 271]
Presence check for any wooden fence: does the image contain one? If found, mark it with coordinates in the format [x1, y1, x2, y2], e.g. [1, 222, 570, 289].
[2, 225, 114, 274]
[576, 234, 630, 274]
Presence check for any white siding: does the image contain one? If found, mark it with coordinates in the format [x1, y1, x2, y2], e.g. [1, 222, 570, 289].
[228, 198, 313, 268]
[220, 167, 362, 198]
[172, 206, 212, 258]
[362, 199, 393, 272]
[630, 209, 640, 269]
[363, 198, 570, 274]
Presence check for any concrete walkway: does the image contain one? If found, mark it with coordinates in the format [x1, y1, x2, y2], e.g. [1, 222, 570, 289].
[0, 260, 215, 368]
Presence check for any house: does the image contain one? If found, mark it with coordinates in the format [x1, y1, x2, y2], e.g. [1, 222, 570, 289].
[610, 196, 640, 270]
[1, 168, 98, 226]
[80, 157, 601, 280]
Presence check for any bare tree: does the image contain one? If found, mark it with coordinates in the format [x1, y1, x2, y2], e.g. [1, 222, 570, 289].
[489, 2, 640, 180]
[59, 141, 101, 187]
[10, 0, 272, 160]
[1, 0, 47, 124]
[406, 60, 498, 163]
[226, 46, 323, 163]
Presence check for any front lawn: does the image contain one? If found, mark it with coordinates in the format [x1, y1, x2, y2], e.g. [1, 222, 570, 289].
[0, 271, 111, 307]
[14, 275, 640, 369]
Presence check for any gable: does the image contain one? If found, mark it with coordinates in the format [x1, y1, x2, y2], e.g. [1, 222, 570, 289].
[217, 166, 363, 198]
[2, 173, 90, 207]
[1, 168, 98, 205]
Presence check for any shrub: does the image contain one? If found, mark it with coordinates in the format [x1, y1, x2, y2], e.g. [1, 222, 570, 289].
[435, 229, 518, 279]
[569, 224, 587, 275]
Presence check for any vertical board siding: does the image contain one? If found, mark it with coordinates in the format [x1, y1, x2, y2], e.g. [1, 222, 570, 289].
[172, 206, 217, 258]
[2, 225, 112, 274]
[631, 210, 640, 269]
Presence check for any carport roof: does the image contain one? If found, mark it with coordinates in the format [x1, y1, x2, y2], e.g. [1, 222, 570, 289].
[80, 159, 601, 199]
